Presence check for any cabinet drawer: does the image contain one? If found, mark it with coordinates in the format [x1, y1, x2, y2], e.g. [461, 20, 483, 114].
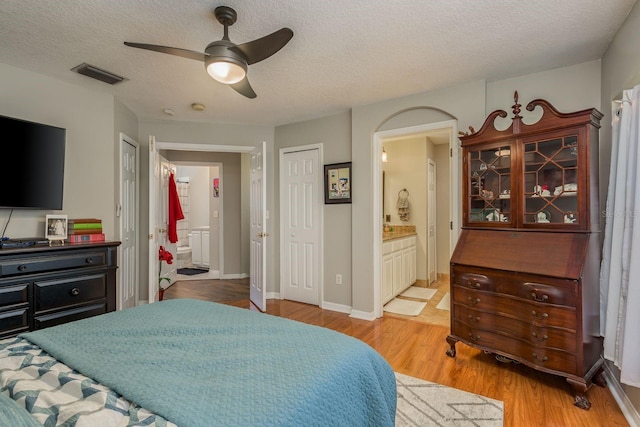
[0, 251, 106, 277]
[452, 286, 577, 330]
[451, 266, 577, 307]
[34, 303, 106, 330]
[0, 283, 29, 309]
[452, 320, 578, 374]
[453, 305, 577, 352]
[0, 308, 29, 337]
[35, 274, 107, 312]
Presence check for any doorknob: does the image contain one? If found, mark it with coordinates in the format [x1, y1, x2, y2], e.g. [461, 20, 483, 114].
[257, 232, 270, 238]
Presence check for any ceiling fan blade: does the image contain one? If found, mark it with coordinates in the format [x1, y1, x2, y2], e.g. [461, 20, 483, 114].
[231, 28, 293, 65]
[124, 42, 207, 62]
[229, 76, 257, 99]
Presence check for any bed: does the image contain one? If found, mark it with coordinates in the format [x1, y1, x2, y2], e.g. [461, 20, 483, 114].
[0, 298, 397, 426]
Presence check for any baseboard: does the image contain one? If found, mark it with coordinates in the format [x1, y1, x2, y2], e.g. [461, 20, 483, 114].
[220, 273, 248, 279]
[266, 292, 280, 299]
[321, 301, 351, 314]
[349, 308, 376, 321]
[604, 363, 640, 427]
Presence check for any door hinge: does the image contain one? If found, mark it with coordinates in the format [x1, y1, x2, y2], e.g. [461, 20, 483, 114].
[450, 221, 453, 230]
[450, 148, 453, 157]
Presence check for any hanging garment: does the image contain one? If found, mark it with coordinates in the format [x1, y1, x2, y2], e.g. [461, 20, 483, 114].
[397, 189, 410, 221]
[168, 172, 185, 243]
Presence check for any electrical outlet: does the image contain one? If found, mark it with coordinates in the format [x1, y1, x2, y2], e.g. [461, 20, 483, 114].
[336, 274, 342, 285]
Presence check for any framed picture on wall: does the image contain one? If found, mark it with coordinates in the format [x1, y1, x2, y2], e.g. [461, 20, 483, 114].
[324, 162, 352, 204]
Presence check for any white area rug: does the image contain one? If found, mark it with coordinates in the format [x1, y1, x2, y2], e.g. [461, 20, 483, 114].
[395, 372, 504, 426]
[384, 298, 427, 316]
[400, 286, 438, 300]
[435, 292, 450, 311]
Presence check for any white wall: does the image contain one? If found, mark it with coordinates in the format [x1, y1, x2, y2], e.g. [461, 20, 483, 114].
[0, 63, 116, 241]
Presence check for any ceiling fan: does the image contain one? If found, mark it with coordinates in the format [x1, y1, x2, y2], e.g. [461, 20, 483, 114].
[124, 6, 293, 98]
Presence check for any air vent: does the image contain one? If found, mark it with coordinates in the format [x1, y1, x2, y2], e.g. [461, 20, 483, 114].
[71, 63, 126, 85]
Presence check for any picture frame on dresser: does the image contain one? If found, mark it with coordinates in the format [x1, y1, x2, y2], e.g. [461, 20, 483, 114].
[45, 214, 68, 241]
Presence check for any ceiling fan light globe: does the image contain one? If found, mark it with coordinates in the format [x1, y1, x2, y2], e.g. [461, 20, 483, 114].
[206, 60, 246, 84]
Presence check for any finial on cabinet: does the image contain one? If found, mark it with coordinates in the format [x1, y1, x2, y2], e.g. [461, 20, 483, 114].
[512, 90, 521, 118]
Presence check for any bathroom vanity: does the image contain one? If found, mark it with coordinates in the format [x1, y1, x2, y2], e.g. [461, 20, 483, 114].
[381, 228, 416, 304]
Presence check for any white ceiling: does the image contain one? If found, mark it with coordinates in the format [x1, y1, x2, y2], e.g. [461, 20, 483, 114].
[0, 1, 635, 127]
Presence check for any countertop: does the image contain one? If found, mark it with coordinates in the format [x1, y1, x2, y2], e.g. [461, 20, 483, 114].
[382, 225, 417, 241]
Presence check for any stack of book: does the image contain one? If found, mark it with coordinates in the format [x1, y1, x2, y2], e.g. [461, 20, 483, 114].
[67, 218, 105, 243]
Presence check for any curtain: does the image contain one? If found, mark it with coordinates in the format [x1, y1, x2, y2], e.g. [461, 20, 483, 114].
[600, 83, 640, 387]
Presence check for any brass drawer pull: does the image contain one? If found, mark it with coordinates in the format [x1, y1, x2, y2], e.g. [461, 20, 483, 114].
[468, 314, 480, 323]
[466, 280, 481, 289]
[467, 297, 480, 306]
[532, 353, 548, 362]
[70, 287, 80, 296]
[531, 292, 549, 302]
[531, 310, 549, 320]
[469, 332, 480, 341]
[531, 331, 548, 342]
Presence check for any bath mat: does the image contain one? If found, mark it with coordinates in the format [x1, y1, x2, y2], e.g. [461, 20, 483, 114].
[400, 286, 437, 300]
[435, 292, 450, 310]
[177, 268, 209, 276]
[384, 298, 427, 316]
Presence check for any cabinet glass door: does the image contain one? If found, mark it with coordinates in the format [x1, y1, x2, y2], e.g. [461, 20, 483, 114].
[523, 135, 578, 225]
[468, 145, 511, 224]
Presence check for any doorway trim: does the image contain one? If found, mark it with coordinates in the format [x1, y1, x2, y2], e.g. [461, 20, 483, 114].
[372, 119, 460, 318]
[118, 132, 140, 308]
[153, 141, 254, 285]
[278, 143, 324, 305]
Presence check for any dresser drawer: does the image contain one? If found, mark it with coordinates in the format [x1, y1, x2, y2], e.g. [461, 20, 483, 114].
[0, 308, 29, 337]
[452, 285, 577, 330]
[452, 320, 578, 374]
[0, 283, 29, 309]
[34, 274, 107, 312]
[453, 305, 577, 352]
[0, 251, 107, 277]
[34, 303, 106, 330]
[452, 266, 578, 307]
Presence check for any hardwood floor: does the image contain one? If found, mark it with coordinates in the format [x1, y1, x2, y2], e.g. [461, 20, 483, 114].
[164, 279, 629, 427]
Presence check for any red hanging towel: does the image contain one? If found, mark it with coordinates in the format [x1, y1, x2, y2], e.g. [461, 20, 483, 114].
[168, 172, 184, 243]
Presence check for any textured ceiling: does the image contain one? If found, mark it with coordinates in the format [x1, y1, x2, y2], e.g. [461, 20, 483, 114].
[0, 0, 635, 126]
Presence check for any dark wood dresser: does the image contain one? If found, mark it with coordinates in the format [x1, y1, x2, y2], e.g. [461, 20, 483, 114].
[446, 92, 604, 409]
[0, 241, 119, 338]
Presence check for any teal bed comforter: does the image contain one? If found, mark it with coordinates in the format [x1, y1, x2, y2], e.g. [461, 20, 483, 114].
[21, 299, 396, 427]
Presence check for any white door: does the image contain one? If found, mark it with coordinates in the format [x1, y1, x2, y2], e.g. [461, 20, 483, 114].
[159, 157, 177, 277]
[250, 142, 267, 311]
[427, 159, 437, 284]
[119, 135, 138, 309]
[281, 149, 320, 305]
[148, 136, 159, 303]
[148, 136, 175, 303]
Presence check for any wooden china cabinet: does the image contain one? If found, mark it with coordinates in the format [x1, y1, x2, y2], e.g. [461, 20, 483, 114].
[446, 92, 605, 409]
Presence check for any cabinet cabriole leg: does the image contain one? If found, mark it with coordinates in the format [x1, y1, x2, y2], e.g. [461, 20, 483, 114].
[567, 378, 591, 410]
[445, 335, 457, 357]
[593, 367, 607, 388]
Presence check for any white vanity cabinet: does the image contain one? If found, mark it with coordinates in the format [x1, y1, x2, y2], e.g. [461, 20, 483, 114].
[382, 235, 417, 304]
[191, 226, 210, 268]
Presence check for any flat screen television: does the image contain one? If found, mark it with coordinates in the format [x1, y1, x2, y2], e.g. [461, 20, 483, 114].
[0, 115, 66, 210]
